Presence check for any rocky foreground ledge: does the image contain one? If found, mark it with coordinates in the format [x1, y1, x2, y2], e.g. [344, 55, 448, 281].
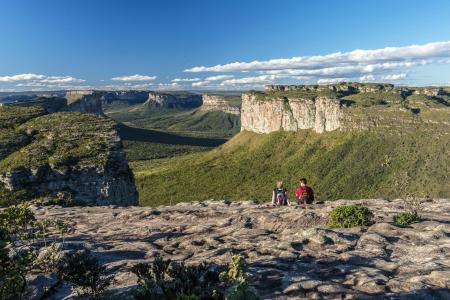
[31, 199, 450, 299]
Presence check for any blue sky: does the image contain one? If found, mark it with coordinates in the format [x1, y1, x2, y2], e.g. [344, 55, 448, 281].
[1, 0, 450, 91]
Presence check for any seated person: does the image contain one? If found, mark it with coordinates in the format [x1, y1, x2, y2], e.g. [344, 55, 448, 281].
[272, 181, 290, 206]
[295, 178, 315, 205]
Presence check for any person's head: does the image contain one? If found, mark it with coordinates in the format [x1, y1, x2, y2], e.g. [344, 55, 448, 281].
[300, 178, 307, 187]
[276, 181, 284, 189]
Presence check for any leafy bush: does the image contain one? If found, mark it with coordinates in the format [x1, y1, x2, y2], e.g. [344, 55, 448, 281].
[0, 204, 73, 299]
[58, 248, 114, 298]
[131, 254, 259, 300]
[394, 212, 422, 226]
[327, 205, 374, 228]
[220, 255, 260, 300]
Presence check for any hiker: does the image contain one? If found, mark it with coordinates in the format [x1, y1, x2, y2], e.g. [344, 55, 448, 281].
[272, 181, 290, 206]
[295, 178, 315, 205]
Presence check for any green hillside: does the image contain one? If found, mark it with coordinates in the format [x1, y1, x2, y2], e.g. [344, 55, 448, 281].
[135, 128, 449, 206]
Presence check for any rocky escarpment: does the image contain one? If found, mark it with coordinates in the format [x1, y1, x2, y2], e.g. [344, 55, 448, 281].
[4, 91, 105, 115]
[242, 84, 450, 134]
[144, 91, 202, 109]
[28, 198, 450, 299]
[0, 109, 137, 206]
[101, 90, 149, 105]
[64, 90, 104, 115]
[200, 94, 241, 115]
[241, 93, 342, 133]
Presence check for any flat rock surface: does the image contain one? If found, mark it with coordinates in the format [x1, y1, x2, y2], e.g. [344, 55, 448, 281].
[32, 199, 450, 299]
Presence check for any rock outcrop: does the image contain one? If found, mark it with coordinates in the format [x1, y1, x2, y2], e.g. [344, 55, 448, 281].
[241, 93, 342, 133]
[0, 110, 138, 206]
[145, 91, 202, 109]
[200, 94, 241, 115]
[29, 198, 450, 299]
[64, 90, 104, 115]
[101, 90, 149, 105]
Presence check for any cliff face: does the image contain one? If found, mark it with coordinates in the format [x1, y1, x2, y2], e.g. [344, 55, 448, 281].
[241, 93, 342, 133]
[101, 91, 149, 105]
[64, 90, 104, 115]
[200, 94, 241, 115]
[145, 91, 202, 109]
[0, 109, 138, 206]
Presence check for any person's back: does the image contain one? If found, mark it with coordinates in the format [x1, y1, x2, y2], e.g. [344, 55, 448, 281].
[295, 178, 314, 205]
[272, 181, 289, 206]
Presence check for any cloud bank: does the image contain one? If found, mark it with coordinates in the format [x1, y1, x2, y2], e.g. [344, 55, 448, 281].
[111, 74, 157, 81]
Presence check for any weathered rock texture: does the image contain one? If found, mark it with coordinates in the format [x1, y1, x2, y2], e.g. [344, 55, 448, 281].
[64, 90, 104, 115]
[241, 93, 342, 133]
[0, 111, 138, 206]
[200, 94, 241, 115]
[145, 91, 202, 108]
[101, 91, 149, 105]
[30, 198, 450, 299]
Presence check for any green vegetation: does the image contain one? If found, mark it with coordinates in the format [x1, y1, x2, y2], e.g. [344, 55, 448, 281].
[327, 205, 374, 228]
[393, 212, 422, 226]
[342, 92, 404, 106]
[0, 204, 73, 299]
[132, 254, 259, 300]
[248, 89, 340, 101]
[58, 248, 114, 298]
[135, 123, 450, 206]
[0, 112, 118, 206]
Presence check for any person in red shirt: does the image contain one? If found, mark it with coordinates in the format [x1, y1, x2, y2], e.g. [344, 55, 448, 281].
[295, 178, 315, 205]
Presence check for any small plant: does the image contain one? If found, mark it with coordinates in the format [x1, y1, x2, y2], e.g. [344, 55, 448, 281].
[327, 205, 374, 228]
[394, 212, 422, 226]
[132, 254, 259, 300]
[220, 255, 260, 300]
[0, 204, 74, 298]
[132, 255, 222, 300]
[57, 248, 114, 298]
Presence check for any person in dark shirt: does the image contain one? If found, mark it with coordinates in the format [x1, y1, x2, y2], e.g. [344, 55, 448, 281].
[295, 178, 315, 205]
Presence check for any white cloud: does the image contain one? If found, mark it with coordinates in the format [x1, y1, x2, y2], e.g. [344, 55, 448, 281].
[157, 82, 182, 90]
[172, 77, 201, 82]
[0, 73, 46, 82]
[0, 73, 85, 84]
[204, 75, 234, 81]
[220, 75, 278, 86]
[185, 41, 450, 73]
[359, 74, 375, 82]
[381, 73, 407, 80]
[317, 78, 350, 85]
[111, 74, 157, 81]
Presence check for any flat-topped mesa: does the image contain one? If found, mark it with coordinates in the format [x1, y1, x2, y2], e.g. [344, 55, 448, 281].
[0, 109, 138, 206]
[200, 94, 241, 115]
[145, 91, 202, 109]
[101, 90, 149, 105]
[63, 90, 104, 115]
[241, 91, 342, 134]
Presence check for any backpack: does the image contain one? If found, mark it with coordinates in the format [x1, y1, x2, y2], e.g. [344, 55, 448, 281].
[300, 187, 314, 204]
[275, 188, 287, 205]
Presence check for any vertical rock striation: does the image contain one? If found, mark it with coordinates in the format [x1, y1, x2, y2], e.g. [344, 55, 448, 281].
[240, 93, 342, 133]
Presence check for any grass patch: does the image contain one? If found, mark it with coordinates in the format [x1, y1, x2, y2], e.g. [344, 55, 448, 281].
[393, 212, 422, 226]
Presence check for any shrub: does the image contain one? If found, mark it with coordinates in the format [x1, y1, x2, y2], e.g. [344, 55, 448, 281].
[132, 254, 260, 300]
[131, 255, 222, 300]
[394, 212, 422, 226]
[0, 204, 74, 299]
[57, 248, 114, 298]
[327, 205, 374, 228]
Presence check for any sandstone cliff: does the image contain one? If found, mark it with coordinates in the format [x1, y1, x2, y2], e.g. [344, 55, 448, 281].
[144, 91, 202, 109]
[101, 90, 149, 105]
[242, 84, 449, 134]
[241, 93, 342, 133]
[0, 109, 138, 206]
[200, 94, 241, 115]
[64, 90, 104, 115]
